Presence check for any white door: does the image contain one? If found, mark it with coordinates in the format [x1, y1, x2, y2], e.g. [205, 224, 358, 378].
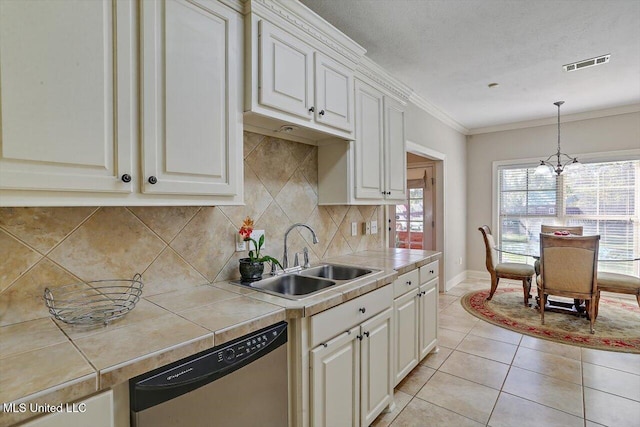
[258, 20, 314, 120]
[360, 308, 393, 427]
[311, 326, 360, 427]
[393, 291, 419, 385]
[384, 97, 407, 201]
[0, 0, 134, 193]
[315, 53, 354, 132]
[141, 0, 240, 196]
[354, 81, 384, 200]
[419, 279, 438, 359]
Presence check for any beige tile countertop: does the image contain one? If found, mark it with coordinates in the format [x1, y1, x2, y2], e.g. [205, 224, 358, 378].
[0, 249, 440, 426]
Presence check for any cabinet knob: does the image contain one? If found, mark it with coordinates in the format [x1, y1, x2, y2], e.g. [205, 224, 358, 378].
[308, 106, 315, 113]
[121, 174, 132, 183]
[322, 343, 328, 348]
[422, 291, 427, 296]
[430, 270, 435, 274]
[417, 292, 422, 297]
[387, 191, 391, 195]
[406, 280, 412, 285]
[358, 307, 366, 314]
[148, 176, 158, 185]
[357, 334, 363, 341]
[363, 331, 370, 338]
[319, 109, 325, 116]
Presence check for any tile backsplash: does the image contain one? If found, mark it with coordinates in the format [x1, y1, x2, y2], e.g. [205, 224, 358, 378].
[0, 132, 383, 326]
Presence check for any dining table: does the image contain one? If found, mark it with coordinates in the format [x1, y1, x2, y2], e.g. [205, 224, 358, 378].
[494, 238, 639, 315]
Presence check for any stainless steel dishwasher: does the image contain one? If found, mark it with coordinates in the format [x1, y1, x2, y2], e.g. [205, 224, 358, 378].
[129, 321, 288, 427]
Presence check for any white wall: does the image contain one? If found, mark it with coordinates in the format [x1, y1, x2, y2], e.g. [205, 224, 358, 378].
[466, 111, 640, 273]
[405, 103, 468, 289]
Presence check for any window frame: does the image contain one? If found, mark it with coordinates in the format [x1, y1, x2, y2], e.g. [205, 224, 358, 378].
[492, 149, 640, 273]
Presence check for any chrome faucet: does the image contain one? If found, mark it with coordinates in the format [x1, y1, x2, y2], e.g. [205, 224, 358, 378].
[283, 223, 319, 269]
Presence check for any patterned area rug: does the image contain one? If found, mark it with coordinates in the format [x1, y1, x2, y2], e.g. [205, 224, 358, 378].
[461, 287, 640, 353]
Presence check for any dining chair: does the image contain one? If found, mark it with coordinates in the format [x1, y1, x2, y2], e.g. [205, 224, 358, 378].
[540, 225, 584, 235]
[478, 225, 535, 306]
[537, 233, 600, 333]
[594, 272, 640, 318]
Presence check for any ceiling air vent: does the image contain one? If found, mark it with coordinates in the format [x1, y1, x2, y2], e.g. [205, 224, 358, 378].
[563, 54, 610, 72]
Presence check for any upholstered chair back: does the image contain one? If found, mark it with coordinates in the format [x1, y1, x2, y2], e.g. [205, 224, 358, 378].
[478, 225, 498, 270]
[541, 225, 584, 236]
[540, 234, 599, 297]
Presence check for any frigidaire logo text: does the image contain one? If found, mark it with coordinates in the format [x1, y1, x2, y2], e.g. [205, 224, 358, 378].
[167, 367, 193, 381]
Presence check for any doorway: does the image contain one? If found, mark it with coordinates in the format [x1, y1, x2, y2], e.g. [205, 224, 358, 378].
[390, 154, 436, 250]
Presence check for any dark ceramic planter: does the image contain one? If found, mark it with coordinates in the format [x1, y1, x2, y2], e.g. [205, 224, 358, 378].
[239, 258, 264, 282]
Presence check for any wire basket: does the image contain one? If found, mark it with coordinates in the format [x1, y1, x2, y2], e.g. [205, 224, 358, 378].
[44, 273, 143, 326]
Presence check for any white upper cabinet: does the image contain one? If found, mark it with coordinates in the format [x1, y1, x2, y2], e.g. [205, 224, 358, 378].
[244, 0, 364, 143]
[141, 0, 240, 196]
[0, 0, 134, 194]
[384, 96, 407, 202]
[354, 81, 385, 199]
[318, 64, 410, 205]
[258, 20, 314, 120]
[0, 0, 243, 206]
[314, 53, 354, 132]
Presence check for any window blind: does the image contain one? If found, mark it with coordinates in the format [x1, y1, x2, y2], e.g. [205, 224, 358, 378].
[497, 159, 639, 275]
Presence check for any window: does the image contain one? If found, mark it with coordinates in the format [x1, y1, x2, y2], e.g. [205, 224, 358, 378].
[395, 187, 424, 249]
[497, 159, 640, 275]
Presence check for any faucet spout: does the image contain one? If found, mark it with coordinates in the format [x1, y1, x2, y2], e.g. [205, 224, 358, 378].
[283, 223, 319, 269]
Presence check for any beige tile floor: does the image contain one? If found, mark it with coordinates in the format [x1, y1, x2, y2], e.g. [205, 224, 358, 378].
[372, 278, 640, 427]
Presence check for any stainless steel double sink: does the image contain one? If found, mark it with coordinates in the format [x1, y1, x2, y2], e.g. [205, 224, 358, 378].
[233, 264, 377, 300]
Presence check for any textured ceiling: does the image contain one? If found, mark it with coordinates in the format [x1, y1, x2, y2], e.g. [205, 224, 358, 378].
[299, 0, 640, 131]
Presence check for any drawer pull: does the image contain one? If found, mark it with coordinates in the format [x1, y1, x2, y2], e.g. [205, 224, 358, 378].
[319, 109, 325, 116]
[322, 343, 328, 348]
[363, 331, 370, 338]
[358, 307, 366, 314]
[429, 270, 435, 274]
[308, 106, 315, 113]
[148, 176, 158, 184]
[121, 174, 132, 183]
[406, 280, 412, 285]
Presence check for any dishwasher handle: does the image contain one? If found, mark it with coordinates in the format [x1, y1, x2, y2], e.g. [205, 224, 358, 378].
[130, 321, 287, 412]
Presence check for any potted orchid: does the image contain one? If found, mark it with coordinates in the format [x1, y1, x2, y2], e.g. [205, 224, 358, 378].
[238, 217, 282, 282]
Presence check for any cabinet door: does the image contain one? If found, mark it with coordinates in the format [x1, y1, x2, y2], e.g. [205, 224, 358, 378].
[0, 0, 133, 193]
[315, 53, 354, 132]
[311, 326, 361, 427]
[21, 390, 113, 427]
[419, 279, 438, 359]
[384, 97, 407, 202]
[259, 20, 314, 120]
[354, 80, 384, 200]
[393, 290, 419, 385]
[141, 0, 240, 195]
[360, 308, 393, 427]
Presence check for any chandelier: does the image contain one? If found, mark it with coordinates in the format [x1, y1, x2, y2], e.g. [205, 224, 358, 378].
[534, 101, 581, 176]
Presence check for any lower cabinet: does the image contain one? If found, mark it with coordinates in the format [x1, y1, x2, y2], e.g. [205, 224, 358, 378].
[20, 391, 114, 427]
[393, 262, 439, 386]
[311, 308, 393, 427]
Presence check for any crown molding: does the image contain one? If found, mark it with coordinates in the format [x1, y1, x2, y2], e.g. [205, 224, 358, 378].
[409, 93, 469, 135]
[469, 103, 640, 135]
[245, 0, 366, 65]
[217, 0, 244, 13]
[356, 56, 413, 103]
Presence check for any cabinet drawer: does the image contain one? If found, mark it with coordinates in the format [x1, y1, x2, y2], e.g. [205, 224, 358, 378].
[393, 269, 419, 298]
[310, 285, 392, 348]
[419, 261, 439, 284]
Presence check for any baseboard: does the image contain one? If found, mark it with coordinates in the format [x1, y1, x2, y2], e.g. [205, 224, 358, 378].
[446, 271, 469, 291]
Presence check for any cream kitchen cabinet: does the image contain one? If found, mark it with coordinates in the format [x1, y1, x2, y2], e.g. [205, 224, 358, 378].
[318, 72, 408, 205]
[392, 262, 439, 386]
[0, 0, 243, 206]
[244, 0, 365, 142]
[0, 0, 135, 196]
[311, 308, 393, 427]
[20, 391, 113, 427]
[141, 0, 241, 197]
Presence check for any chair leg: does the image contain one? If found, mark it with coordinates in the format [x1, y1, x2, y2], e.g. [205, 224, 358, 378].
[487, 275, 499, 301]
[522, 277, 531, 307]
[594, 291, 600, 321]
[586, 299, 596, 334]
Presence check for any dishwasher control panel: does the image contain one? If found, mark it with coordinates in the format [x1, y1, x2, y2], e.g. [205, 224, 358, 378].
[218, 327, 280, 364]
